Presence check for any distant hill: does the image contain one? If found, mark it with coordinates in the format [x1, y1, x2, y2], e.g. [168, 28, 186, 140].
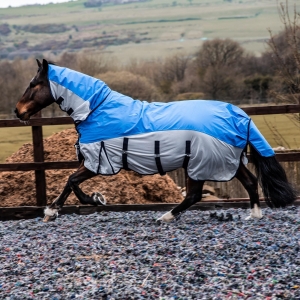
[84, 0, 147, 7]
[13, 24, 69, 34]
[0, 0, 295, 62]
[0, 23, 11, 36]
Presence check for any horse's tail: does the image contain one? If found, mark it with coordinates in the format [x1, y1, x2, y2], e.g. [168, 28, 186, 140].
[249, 144, 297, 208]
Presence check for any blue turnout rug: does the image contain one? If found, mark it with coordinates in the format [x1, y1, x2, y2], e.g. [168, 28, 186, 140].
[48, 64, 274, 181]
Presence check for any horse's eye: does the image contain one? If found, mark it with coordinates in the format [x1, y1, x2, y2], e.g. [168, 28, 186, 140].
[30, 82, 35, 88]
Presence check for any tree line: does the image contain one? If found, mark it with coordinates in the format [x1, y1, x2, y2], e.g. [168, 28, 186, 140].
[0, 2, 299, 118]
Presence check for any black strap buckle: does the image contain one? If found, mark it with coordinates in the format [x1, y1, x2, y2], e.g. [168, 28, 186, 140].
[182, 140, 191, 169]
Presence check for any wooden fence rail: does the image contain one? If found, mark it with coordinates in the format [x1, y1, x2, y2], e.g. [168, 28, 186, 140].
[1, 103, 300, 207]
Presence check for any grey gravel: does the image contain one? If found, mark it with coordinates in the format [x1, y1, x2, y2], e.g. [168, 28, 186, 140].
[0, 207, 299, 299]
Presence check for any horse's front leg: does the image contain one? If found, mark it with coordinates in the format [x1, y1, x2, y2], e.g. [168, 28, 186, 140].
[157, 178, 204, 223]
[43, 162, 103, 222]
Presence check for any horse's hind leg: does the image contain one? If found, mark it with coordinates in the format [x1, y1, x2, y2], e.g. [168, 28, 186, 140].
[157, 178, 204, 223]
[235, 161, 262, 220]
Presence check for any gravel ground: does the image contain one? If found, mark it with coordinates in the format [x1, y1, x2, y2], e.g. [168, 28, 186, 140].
[0, 207, 299, 300]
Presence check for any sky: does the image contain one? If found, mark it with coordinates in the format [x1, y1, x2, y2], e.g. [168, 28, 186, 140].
[0, 0, 73, 8]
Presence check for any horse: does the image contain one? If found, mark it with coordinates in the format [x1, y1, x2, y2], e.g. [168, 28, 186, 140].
[15, 59, 297, 223]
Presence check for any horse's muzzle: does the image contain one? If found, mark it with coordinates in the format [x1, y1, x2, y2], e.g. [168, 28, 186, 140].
[15, 108, 29, 121]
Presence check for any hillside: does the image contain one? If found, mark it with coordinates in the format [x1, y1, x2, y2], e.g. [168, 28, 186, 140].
[0, 0, 297, 62]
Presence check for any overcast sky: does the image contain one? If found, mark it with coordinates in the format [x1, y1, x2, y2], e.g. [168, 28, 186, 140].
[0, 0, 72, 8]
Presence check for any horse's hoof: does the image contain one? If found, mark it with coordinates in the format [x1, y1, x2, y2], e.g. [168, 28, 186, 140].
[156, 219, 162, 225]
[43, 207, 58, 222]
[246, 204, 263, 220]
[225, 212, 233, 221]
[43, 214, 58, 222]
[92, 192, 106, 206]
[156, 211, 175, 223]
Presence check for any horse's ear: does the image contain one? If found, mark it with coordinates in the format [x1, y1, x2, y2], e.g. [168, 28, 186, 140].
[41, 59, 49, 75]
[36, 59, 42, 68]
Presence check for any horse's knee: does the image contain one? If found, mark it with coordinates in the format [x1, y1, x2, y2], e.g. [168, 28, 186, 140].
[67, 173, 79, 190]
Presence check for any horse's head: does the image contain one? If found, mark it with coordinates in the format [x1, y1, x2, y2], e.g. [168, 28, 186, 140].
[15, 59, 54, 121]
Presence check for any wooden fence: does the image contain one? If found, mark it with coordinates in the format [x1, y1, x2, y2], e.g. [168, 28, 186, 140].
[1, 104, 300, 207]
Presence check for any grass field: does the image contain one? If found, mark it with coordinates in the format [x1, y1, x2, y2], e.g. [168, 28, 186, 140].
[1, 0, 299, 62]
[0, 125, 73, 162]
[252, 114, 300, 150]
[0, 114, 299, 163]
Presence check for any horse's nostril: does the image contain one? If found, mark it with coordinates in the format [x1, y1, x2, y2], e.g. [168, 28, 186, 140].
[14, 108, 20, 118]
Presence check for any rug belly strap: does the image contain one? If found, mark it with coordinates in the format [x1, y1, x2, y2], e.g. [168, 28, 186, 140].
[155, 141, 166, 176]
[80, 130, 243, 181]
[122, 137, 130, 171]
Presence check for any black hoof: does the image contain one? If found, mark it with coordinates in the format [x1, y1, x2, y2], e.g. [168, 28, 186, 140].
[210, 212, 217, 218]
[226, 212, 233, 221]
[174, 213, 182, 221]
[156, 219, 162, 225]
[92, 192, 106, 206]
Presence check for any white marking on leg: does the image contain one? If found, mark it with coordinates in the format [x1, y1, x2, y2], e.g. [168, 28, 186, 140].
[251, 203, 262, 218]
[157, 211, 175, 223]
[44, 207, 58, 217]
[245, 203, 263, 220]
[43, 207, 59, 223]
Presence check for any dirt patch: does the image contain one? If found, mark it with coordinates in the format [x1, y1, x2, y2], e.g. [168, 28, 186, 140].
[0, 128, 183, 207]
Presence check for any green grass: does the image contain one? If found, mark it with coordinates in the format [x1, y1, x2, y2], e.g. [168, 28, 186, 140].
[0, 125, 73, 162]
[0, 114, 299, 163]
[251, 114, 300, 150]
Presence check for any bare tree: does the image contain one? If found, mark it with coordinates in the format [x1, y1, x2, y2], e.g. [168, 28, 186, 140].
[0, 58, 37, 117]
[153, 53, 191, 96]
[96, 71, 160, 102]
[200, 65, 235, 100]
[267, 0, 300, 127]
[268, 0, 300, 105]
[196, 38, 244, 70]
[77, 52, 118, 77]
[195, 39, 245, 101]
[163, 53, 190, 82]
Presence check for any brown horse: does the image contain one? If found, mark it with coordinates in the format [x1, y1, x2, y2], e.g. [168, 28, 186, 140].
[15, 59, 297, 223]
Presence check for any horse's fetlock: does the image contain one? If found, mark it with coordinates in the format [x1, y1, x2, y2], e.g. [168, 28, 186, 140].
[156, 211, 175, 223]
[246, 204, 263, 220]
[51, 204, 62, 211]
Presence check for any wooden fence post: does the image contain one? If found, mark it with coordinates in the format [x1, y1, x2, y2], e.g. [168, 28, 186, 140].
[32, 112, 47, 206]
